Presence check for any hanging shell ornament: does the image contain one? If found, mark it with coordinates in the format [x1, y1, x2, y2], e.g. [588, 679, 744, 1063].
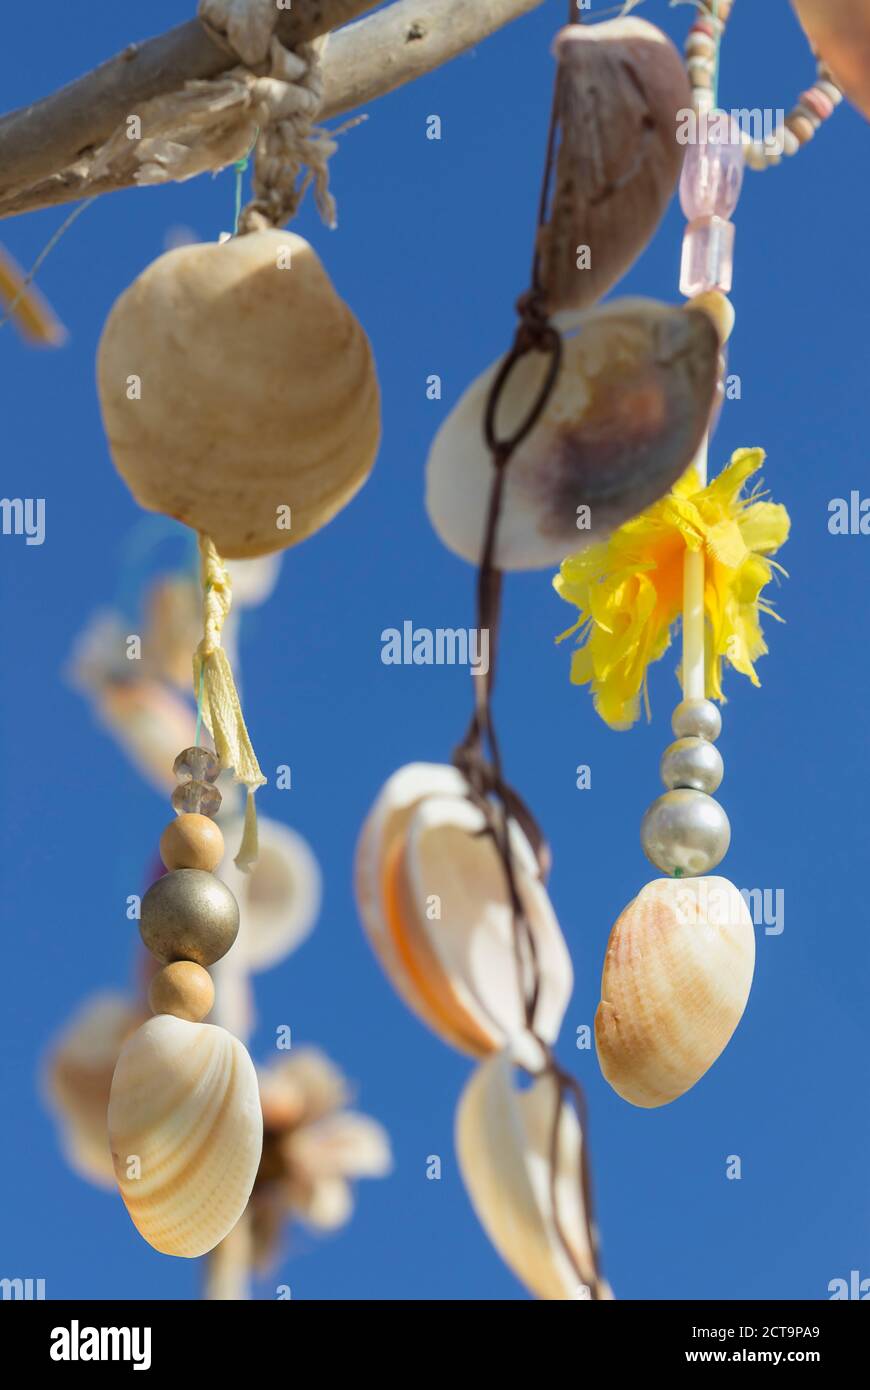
[790, 0, 870, 121]
[456, 1049, 607, 1300]
[97, 229, 380, 558]
[539, 19, 692, 315]
[595, 876, 755, 1109]
[108, 1014, 263, 1257]
[356, 764, 572, 1060]
[425, 298, 720, 570]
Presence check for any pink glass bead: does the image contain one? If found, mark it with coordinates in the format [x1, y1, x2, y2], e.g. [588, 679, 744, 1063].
[679, 133, 745, 222]
[680, 216, 735, 297]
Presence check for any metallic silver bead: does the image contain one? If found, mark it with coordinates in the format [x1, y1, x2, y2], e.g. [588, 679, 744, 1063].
[640, 789, 730, 876]
[660, 737, 724, 794]
[140, 868, 239, 967]
[671, 698, 722, 743]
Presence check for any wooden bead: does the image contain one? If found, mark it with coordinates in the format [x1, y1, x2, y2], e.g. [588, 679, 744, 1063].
[148, 961, 215, 1022]
[160, 813, 224, 872]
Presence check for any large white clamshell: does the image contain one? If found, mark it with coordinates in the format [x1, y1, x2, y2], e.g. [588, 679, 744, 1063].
[108, 1015, 263, 1257]
[355, 764, 572, 1060]
[595, 876, 755, 1108]
[456, 1049, 605, 1300]
[425, 299, 719, 570]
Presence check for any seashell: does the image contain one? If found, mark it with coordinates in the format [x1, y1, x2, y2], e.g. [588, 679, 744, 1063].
[44, 993, 146, 1188]
[595, 876, 755, 1109]
[108, 1014, 263, 1257]
[791, 1, 870, 122]
[426, 298, 720, 570]
[540, 19, 691, 315]
[216, 814, 321, 972]
[97, 230, 380, 559]
[355, 764, 572, 1060]
[456, 1048, 607, 1300]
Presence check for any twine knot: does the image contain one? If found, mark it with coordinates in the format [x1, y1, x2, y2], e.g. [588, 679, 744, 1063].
[194, 535, 266, 870]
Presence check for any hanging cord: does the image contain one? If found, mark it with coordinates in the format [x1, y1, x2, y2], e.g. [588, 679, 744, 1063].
[451, 0, 603, 1299]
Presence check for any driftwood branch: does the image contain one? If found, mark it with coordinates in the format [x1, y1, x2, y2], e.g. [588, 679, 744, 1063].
[0, 0, 547, 222]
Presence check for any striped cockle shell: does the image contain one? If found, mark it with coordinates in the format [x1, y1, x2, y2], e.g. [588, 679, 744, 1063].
[355, 764, 572, 1062]
[425, 298, 720, 570]
[540, 18, 692, 314]
[595, 876, 755, 1108]
[108, 1015, 263, 1257]
[97, 230, 380, 558]
[456, 1048, 608, 1301]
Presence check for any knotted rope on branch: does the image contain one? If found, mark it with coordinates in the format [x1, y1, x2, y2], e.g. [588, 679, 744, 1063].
[88, 0, 357, 229]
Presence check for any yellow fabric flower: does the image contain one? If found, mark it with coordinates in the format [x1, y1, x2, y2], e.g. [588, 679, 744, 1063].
[554, 448, 790, 730]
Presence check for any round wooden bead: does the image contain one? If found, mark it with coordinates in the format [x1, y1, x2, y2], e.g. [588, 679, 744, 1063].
[160, 813, 225, 872]
[140, 869, 239, 967]
[149, 961, 215, 1022]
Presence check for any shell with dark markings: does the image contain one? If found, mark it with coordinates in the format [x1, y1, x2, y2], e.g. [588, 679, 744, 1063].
[539, 18, 691, 315]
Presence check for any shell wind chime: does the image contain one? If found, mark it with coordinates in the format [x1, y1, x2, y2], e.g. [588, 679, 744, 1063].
[97, 8, 382, 1260]
[358, 6, 735, 1301]
[555, 0, 820, 1110]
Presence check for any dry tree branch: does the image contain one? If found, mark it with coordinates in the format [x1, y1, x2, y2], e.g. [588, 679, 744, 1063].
[0, 0, 547, 222]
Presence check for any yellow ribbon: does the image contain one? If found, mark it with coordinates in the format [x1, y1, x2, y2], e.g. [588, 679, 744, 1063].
[193, 534, 266, 870]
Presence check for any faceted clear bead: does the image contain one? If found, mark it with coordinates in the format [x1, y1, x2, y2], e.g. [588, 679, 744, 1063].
[173, 746, 221, 784]
[680, 217, 735, 298]
[679, 129, 745, 222]
[172, 779, 222, 818]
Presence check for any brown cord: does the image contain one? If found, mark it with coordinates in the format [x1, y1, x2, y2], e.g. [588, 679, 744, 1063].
[451, 0, 604, 1299]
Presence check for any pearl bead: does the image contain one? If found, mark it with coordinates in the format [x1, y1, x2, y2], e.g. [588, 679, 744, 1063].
[671, 698, 722, 743]
[149, 960, 215, 1022]
[660, 737, 724, 794]
[640, 789, 730, 876]
[160, 813, 225, 872]
[140, 869, 239, 967]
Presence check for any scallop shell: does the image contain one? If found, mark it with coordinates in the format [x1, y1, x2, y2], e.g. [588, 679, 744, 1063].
[355, 764, 572, 1061]
[217, 814, 321, 972]
[425, 298, 720, 570]
[595, 876, 755, 1109]
[539, 19, 691, 314]
[97, 230, 380, 559]
[791, 1, 870, 122]
[108, 1015, 263, 1257]
[456, 1049, 607, 1300]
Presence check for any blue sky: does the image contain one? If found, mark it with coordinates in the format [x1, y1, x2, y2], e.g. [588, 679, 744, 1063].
[1, 0, 868, 1300]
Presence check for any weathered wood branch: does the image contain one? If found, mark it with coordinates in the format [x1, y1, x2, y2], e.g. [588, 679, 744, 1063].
[0, 0, 546, 222]
[0, 2, 378, 201]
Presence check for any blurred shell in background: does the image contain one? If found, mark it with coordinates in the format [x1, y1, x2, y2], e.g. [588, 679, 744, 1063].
[540, 18, 691, 314]
[425, 300, 720, 570]
[216, 814, 321, 973]
[44, 993, 147, 1186]
[97, 231, 381, 559]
